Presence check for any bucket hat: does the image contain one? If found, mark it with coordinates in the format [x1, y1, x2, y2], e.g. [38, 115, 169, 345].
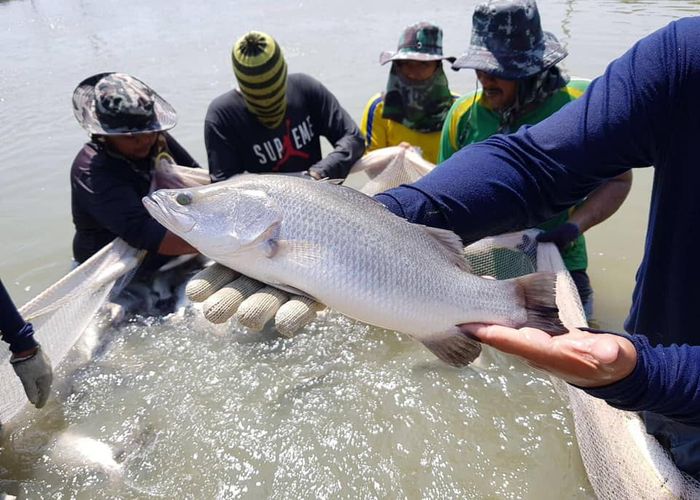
[72, 72, 177, 135]
[379, 22, 456, 65]
[452, 0, 567, 79]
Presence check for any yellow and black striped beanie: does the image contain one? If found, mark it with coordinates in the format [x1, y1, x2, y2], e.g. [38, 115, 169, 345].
[232, 31, 288, 129]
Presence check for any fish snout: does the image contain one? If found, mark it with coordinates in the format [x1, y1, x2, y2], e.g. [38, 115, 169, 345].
[143, 191, 196, 233]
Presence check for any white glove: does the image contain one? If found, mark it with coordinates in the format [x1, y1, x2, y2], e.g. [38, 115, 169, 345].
[11, 346, 53, 408]
[186, 263, 324, 337]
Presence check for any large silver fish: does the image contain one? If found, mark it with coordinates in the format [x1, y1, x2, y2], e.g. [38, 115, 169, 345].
[143, 175, 565, 367]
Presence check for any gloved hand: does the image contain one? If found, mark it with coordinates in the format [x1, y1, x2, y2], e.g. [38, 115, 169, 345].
[535, 222, 581, 251]
[10, 346, 52, 408]
[186, 263, 325, 337]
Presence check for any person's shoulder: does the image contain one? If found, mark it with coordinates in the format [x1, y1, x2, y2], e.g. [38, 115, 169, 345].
[363, 93, 384, 115]
[446, 90, 481, 122]
[562, 78, 591, 99]
[71, 142, 102, 171]
[206, 89, 244, 118]
[288, 73, 325, 93]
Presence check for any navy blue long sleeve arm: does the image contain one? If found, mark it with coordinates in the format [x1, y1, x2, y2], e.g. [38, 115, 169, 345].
[0, 280, 38, 353]
[376, 18, 700, 348]
[585, 336, 700, 426]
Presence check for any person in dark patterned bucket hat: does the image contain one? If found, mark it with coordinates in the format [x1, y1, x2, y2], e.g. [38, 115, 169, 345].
[452, 0, 567, 79]
[360, 22, 457, 163]
[437, 0, 633, 319]
[69, 72, 202, 281]
[72, 72, 177, 136]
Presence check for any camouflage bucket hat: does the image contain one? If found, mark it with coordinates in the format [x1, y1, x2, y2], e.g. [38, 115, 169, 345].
[72, 72, 177, 135]
[379, 22, 456, 65]
[452, 0, 567, 79]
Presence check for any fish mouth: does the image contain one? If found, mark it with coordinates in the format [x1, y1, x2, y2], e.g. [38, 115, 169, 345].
[143, 193, 196, 234]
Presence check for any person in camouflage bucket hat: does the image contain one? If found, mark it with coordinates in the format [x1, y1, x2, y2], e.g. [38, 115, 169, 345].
[452, 0, 567, 79]
[436, 0, 633, 319]
[360, 22, 457, 163]
[69, 72, 202, 279]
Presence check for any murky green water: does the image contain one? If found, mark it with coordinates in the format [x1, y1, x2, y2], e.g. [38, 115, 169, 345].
[1, 0, 698, 497]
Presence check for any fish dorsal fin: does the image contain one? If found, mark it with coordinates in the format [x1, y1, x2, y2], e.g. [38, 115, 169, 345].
[421, 226, 471, 272]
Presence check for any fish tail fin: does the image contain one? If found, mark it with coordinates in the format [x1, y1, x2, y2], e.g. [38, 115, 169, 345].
[420, 327, 482, 367]
[514, 272, 568, 335]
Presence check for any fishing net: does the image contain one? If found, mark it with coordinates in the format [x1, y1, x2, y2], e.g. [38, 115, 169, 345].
[342, 145, 434, 196]
[0, 239, 144, 424]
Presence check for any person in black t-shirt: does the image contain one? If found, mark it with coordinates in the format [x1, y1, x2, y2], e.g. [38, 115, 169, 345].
[204, 31, 365, 182]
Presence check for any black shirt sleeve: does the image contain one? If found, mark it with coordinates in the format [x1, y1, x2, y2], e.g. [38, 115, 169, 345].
[304, 76, 365, 179]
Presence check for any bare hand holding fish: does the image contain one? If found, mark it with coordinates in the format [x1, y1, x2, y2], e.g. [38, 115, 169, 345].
[143, 175, 566, 366]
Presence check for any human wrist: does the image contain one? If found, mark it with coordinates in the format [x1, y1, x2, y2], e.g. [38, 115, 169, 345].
[7, 323, 39, 354]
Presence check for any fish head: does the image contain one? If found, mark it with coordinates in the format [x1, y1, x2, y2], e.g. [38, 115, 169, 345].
[143, 183, 282, 261]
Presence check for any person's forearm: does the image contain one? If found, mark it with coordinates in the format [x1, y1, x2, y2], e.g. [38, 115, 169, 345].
[0, 280, 39, 353]
[585, 335, 700, 426]
[569, 170, 633, 232]
[157, 231, 198, 255]
[309, 134, 365, 179]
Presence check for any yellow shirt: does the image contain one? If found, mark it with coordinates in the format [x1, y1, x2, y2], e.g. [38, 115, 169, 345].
[360, 93, 447, 164]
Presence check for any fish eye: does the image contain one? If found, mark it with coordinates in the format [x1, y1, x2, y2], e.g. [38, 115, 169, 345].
[175, 192, 192, 206]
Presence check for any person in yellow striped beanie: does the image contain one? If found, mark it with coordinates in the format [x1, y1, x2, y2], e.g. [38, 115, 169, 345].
[204, 30, 365, 182]
[194, 31, 365, 338]
[232, 31, 288, 129]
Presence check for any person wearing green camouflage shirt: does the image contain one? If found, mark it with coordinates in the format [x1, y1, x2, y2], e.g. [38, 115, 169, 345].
[439, 0, 632, 317]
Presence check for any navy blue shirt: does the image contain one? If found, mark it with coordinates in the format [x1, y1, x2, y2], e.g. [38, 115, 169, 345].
[0, 280, 38, 353]
[70, 133, 200, 263]
[205, 73, 364, 181]
[376, 18, 700, 421]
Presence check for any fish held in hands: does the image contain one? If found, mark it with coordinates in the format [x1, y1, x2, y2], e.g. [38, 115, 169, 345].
[143, 175, 566, 367]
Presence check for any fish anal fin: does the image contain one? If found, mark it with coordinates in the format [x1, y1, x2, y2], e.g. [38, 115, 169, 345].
[420, 327, 482, 367]
[513, 272, 568, 335]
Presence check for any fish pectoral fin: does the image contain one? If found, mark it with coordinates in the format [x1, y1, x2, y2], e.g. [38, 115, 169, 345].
[274, 240, 324, 267]
[420, 327, 482, 367]
[233, 220, 282, 255]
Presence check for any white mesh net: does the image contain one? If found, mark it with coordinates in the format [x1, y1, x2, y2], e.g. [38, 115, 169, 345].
[0, 239, 143, 423]
[342, 145, 434, 196]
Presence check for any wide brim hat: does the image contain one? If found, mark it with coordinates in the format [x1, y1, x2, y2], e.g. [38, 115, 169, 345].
[379, 22, 456, 65]
[452, 0, 568, 80]
[72, 72, 177, 135]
